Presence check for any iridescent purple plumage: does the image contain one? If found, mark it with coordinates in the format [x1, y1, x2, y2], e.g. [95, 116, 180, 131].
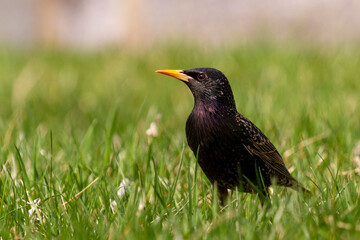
[157, 67, 309, 205]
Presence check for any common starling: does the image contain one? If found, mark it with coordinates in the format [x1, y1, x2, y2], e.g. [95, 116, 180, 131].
[156, 68, 309, 205]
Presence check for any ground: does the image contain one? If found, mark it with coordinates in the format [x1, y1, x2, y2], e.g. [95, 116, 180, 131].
[0, 43, 359, 239]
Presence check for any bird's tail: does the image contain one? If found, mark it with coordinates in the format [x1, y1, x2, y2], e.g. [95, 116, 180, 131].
[290, 179, 311, 194]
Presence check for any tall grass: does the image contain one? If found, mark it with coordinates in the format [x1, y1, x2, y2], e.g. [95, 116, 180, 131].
[0, 43, 359, 239]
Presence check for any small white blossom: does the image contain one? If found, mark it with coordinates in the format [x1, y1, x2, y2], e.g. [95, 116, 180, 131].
[110, 178, 130, 213]
[117, 178, 130, 199]
[110, 199, 117, 213]
[146, 113, 161, 141]
[146, 122, 158, 138]
[28, 198, 46, 223]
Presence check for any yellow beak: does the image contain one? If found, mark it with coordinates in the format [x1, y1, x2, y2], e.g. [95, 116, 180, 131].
[155, 69, 191, 82]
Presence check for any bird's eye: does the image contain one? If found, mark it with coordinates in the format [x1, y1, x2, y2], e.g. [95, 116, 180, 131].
[197, 73, 206, 81]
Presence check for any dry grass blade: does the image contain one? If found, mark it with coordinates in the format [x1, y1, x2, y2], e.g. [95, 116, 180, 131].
[62, 177, 99, 207]
[1, 158, 10, 176]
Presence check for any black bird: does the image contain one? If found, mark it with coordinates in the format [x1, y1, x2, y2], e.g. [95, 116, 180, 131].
[156, 68, 309, 205]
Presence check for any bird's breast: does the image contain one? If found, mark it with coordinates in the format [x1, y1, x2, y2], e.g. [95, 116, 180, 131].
[185, 106, 231, 153]
[185, 108, 246, 188]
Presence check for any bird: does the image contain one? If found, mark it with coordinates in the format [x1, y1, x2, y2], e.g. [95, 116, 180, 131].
[156, 68, 309, 206]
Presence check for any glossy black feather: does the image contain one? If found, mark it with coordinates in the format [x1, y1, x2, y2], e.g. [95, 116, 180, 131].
[162, 68, 309, 205]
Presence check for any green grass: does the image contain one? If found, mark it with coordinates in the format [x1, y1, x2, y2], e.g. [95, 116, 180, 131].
[0, 42, 360, 239]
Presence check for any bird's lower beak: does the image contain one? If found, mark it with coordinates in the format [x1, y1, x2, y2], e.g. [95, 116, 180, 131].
[155, 69, 191, 83]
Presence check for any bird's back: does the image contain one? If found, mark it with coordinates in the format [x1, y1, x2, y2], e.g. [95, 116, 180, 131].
[186, 107, 305, 192]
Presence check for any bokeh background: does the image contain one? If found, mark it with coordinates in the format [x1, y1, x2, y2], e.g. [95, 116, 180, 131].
[1, 0, 360, 48]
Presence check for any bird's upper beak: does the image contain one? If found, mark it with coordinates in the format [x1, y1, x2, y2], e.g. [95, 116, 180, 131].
[155, 69, 192, 83]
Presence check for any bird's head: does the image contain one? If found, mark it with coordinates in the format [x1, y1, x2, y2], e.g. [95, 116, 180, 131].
[156, 68, 236, 112]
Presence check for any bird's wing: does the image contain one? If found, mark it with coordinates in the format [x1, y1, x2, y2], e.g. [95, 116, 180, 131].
[234, 114, 295, 180]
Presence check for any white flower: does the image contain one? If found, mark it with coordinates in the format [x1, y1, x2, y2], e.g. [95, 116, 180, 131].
[146, 122, 158, 138]
[110, 178, 130, 213]
[28, 198, 46, 223]
[110, 199, 117, 213]
[146, 113, 161, 140]
[117, 178, 130, 199]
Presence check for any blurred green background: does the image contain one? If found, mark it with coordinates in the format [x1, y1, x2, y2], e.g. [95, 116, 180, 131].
[1, 44, 359, 144]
